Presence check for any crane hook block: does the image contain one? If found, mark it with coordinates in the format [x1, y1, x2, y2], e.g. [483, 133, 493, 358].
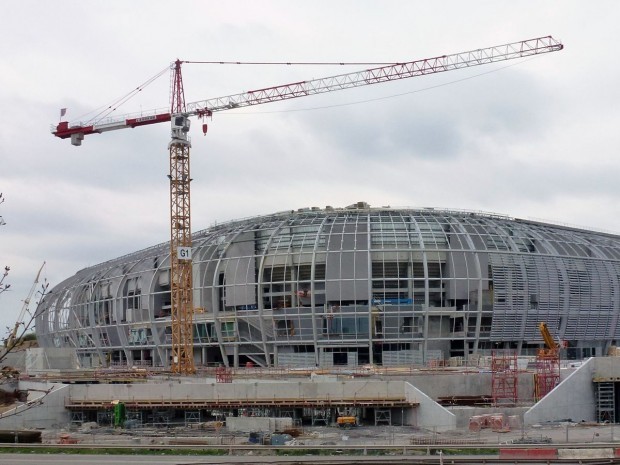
[202, 123, 208, 135]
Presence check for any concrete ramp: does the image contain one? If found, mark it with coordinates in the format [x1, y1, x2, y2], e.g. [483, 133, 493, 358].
[524, 357, 595, 425]
[404, 382, 456, 432]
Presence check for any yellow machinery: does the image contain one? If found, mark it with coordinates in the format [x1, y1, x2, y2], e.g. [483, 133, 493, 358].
[538, 322, 559, 356]
[535, 322, 561, 400]
[337, 416, 357, 428]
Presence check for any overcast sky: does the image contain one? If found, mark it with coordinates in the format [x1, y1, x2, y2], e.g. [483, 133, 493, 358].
[1, 1, 619, 334]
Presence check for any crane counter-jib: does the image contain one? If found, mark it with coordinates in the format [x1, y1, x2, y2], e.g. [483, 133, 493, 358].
[52, 112, 172, 140]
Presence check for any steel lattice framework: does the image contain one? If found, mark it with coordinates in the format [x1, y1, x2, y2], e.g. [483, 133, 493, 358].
[168, 60, 195, 373]
[169, 141, 194, 373]
[186, 36, 562, 114]
[52, 36, 563, 142]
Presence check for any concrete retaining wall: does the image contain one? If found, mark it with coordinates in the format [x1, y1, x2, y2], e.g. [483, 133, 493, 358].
[524, 357, 595, 425]
[404, 382, 455, 432]
[558, 448, 614, 459]
[499, 448, 558, 459]
[448, 406, 528, 428]
[226, 416, 293, 432]
[0, 382, 70, 429]
[68, 379, 408, 403]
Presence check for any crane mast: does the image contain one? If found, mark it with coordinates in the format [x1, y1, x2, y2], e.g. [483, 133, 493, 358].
[52, 36, 563, 375]
[169, 61, 195, 374]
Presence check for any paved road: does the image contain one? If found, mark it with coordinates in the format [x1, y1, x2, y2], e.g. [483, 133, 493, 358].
[1, 455, 185, 465]
[0, 454, 575, 465]
[0, 455, 449, 465]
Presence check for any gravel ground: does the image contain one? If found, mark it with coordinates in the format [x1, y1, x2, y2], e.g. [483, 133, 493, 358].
[35, 421, 620, 447]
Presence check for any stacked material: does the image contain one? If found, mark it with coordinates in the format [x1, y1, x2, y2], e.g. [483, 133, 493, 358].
[469, 413, 511, 432]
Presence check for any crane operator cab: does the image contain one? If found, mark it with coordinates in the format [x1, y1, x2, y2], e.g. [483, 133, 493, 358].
[170, 115, 191, 146]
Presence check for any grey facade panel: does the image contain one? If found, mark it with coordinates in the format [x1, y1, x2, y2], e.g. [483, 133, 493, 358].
[224, 232, 257, 308]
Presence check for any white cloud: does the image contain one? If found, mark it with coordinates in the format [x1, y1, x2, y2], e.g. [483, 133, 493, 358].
[1, 0, 619, 333]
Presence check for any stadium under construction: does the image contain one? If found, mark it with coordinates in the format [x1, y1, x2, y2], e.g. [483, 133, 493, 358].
[35, 203, 620, 370]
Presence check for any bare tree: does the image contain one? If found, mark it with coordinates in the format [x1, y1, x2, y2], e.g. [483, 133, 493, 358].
[0, 193, 55, 421]
[0, 193, 9, 296]
[0, 193, 49, 366]
[2, 276, 49, 358]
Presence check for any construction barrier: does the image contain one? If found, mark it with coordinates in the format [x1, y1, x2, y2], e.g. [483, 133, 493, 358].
[558, 448, 614, 460]
[499, 448, 558, 459]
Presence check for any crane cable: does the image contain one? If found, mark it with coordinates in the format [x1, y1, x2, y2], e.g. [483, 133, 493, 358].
[72, 61, 396, 125]
[70, 55, 537, 124]
[219, 56, 540, 115]
[75, 66, 169, 125]
[183, 60, 408, 66]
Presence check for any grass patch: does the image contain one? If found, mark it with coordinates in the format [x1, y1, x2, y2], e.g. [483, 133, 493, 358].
[0, 447, 228, 455]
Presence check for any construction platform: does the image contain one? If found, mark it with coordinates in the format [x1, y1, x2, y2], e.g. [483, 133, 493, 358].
[66, 396, 417, 410]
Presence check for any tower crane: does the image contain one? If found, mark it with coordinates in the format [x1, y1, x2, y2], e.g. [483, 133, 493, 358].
[52, 36, 563, 375]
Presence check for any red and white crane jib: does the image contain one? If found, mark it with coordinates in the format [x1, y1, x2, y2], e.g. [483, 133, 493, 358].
[184, 36, 562, 114]
[52, 36, 563, 145]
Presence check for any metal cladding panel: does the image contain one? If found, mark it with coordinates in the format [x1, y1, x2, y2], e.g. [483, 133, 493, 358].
[325, 220, 369, 301]
[490, 251, 620, 342]
[224, 232, 256, 307]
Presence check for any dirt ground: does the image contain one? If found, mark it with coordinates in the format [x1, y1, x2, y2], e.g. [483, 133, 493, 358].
[35, 421, 620, 447]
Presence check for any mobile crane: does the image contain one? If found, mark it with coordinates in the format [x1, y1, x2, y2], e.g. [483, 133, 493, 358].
[538, 321, 560, 357]
[536, 321, 561, 399]
[5, 262, 45, 350]
[52, 37, 563, 374]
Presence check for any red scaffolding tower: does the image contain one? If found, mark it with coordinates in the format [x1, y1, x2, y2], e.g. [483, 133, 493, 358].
[491, 350, 519, 405]
[535, 322, 561, 400]
[535, 349, 560, 400]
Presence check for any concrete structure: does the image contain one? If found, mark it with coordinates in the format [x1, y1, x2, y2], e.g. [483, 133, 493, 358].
[36, 204, 620, 370]
[4, 357, 620, 433]
[0, 378, 455, 432]
[525, 357, 620, 425]
[0, 380, 70, 429]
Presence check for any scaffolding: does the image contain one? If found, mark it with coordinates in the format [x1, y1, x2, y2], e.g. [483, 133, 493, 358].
[97, 411, 113, 426]
[596, 382, 616, 423]
[491, 350, 518, 405]
[535, 349, 560, 401]
[126, 410, 143, 426]
[375, 409, 392, 426]
[70, 411, 84, 426]
[310, 408, 331, 426]
[215, 366, 233, 383]
[185, 410, 201, 426]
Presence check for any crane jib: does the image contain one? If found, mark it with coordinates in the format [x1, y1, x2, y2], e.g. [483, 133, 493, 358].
[53, 36, 563, 142]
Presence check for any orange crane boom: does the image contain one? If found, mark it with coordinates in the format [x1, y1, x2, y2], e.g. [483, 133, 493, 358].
[52, 36, 563, 374]
[539, 322, 559, 350]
